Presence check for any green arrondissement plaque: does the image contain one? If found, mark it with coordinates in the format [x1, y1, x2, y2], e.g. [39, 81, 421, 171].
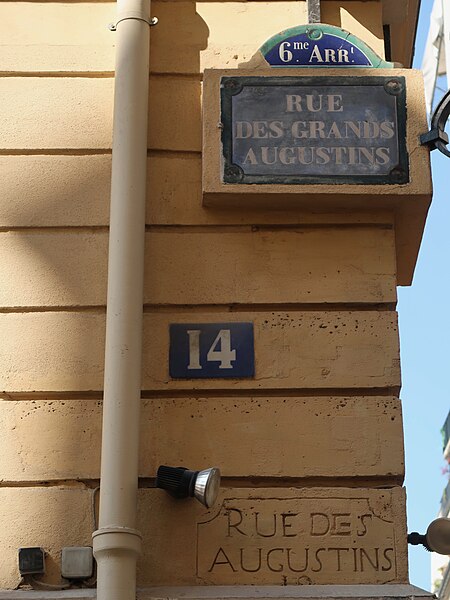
[220, 76, 408, 185]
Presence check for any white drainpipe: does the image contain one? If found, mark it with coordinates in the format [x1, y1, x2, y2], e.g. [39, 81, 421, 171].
[92, 0, 151, 598]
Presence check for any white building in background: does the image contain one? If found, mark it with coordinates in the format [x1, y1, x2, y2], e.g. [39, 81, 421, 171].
[422, 4, 450, 592]
[422, 0, 450, 113]
[431, 412, 450, 598]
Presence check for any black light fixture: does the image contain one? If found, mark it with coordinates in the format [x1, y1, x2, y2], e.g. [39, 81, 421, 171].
[156, 465, 221, 508]
[408, 518, 450, 554]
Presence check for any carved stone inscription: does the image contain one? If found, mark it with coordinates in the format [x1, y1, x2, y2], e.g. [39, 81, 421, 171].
[197, 495, 401, 584]
[220, 76, 408, 185]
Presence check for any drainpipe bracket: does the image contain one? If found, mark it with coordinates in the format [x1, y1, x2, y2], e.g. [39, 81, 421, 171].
[108, 16, 158, 31]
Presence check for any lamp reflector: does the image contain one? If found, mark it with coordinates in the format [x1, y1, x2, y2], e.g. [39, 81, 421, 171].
[194, 467, 221, 508]
[156, 465, 221, 508]
[426, 518, 450, 554]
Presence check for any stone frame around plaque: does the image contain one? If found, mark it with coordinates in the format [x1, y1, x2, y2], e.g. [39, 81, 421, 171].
[202, 68, 432, 286]
[220, 75, 409, 186]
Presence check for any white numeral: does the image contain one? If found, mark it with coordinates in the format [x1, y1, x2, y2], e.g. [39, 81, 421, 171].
[187, 330, 201, 369]
[207, 330, 236, 369]
[279, 41, 293, 63]
[187, 329, 236, 370]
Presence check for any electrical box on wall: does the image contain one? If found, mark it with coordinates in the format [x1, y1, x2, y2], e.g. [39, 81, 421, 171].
[61, 547, 93, 579]
[18, 547, 45, 575]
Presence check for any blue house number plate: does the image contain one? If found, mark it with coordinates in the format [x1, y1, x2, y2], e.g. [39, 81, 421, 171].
[169, 322, 254, 379]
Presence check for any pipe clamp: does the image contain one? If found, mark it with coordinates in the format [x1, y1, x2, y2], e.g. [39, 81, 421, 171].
[92, 526, 142, 557]
[108, 16, 158, 31]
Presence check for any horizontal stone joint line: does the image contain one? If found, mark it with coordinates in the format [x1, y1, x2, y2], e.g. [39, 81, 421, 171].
[0, 391, 104, 401]
[242, 223, 394, 231]
[0, 479, 100, 489]
[0, 71, 114, 78]
[0, 149, 112, 156]
[140, 387, 402, 399]
[0, 224, 394, 233]
[0, 71, 203, 79]
[150, 71, 203, 80]
[143, 303, 398, 312]
[0, 387, 401, 402]
[0, 303, 396, 314]
[0, 71, 202, 80]
[147, 148, 202, 157]
[0, 476, 404, 490]
[0, 306, 107, 314]
[145, 223, 395, 232]
[0, 226, 109, 233]
[138, 476, 405, 489]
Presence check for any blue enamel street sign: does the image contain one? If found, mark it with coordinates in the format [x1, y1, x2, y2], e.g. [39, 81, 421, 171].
[265, 32, 371, 67]
[260, 24, 393, 69]
[169, 323, 254, 379]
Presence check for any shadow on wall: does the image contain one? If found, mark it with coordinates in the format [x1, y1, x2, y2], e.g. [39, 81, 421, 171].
[0, 3, 210, 588]
[324, 2, 385, 58]
[150, 1, 209, 75]
[0, 152, 110, 587]
[148, 2, 209, 153]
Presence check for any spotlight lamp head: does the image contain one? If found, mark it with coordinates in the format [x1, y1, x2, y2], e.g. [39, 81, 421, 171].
[156, 465, 221, 508]
[408, 518, 450, 555]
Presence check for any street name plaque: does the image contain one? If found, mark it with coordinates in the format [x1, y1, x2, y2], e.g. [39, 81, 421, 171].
[195, 488, 406, 585]
[221, 76, 408, 185]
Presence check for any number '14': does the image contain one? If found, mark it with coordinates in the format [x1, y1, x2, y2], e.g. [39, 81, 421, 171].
[187, 329, 236, 370]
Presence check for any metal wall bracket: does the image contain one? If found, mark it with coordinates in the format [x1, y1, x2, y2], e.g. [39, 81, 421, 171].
[108, 16, 158, 31]
[420, 89, 450, 157]
[307, 0, 321, 24]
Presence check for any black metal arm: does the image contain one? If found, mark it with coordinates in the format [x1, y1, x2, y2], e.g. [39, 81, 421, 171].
[421, 90, 450, 157]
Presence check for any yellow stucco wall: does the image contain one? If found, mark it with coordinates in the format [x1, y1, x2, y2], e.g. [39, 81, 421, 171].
[0, 0, 428, 590]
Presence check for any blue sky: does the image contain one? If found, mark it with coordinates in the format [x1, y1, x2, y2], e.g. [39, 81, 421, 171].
[400, 0, 450, 589]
